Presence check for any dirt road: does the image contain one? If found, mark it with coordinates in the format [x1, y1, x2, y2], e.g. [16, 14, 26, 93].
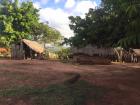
[0, 60, 140, 105]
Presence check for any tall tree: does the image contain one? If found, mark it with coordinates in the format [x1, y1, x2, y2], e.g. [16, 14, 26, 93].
[101, 0, 140, 48]
[0, 0, 39, 47]
[67, 0, 140, 49]
[30, 22, 63, 44]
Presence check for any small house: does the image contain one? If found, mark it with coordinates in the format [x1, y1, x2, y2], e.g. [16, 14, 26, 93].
[11, 39, 44, 60]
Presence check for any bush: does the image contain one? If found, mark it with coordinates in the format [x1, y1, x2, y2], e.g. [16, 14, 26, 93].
[56, 48, 71, 61]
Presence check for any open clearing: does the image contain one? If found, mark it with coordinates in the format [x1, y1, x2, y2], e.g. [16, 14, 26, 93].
[0, 60, 140, 105]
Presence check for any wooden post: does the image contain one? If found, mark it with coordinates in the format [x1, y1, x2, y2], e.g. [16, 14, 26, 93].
[11, 44, 16, 59]
[20, 42, 24, 59]
[30, 49, 33, 59]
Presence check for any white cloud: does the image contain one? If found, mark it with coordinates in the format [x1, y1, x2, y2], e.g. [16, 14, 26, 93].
[33, 0, 48, 8]
[33, 2, 41, 9]
[34, 0, 97, 38]
[74, 1, 97, 18]
[39, 8, 74, 38]
[65, 0, 76, 9]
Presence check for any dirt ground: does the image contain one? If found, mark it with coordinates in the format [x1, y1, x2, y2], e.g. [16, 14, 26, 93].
[0, 60, 140, 105]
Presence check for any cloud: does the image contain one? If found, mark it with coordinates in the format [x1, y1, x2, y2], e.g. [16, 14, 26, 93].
[65, 0, 76, 9]
[33, 0, 48, 8]
[39, 8, 74, 38]
[33, 0, 97, 38]
[74, 1, 97, 18]
[33, 2, 41, 9]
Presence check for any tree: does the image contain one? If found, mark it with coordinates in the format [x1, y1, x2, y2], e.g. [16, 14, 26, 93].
[41, 26, 63, 44]
[30, 23, 48, 41]
[0, 0, 63, 47]
[30, 22, 63, 44]
[101, 0, 140, 48]
[67, 0, 140, 49]
[0, 0, 39, 47]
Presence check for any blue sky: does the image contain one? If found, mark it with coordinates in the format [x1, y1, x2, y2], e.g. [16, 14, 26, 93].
[33, 0, 101, 9]
[32, 0, 101, 38]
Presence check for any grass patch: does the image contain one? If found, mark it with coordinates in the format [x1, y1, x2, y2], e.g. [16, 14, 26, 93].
[0, 80, 105, 105]
[0, 71, 29, 80]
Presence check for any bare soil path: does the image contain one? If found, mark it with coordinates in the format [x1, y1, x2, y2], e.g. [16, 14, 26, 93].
[0, 60, 140, 105]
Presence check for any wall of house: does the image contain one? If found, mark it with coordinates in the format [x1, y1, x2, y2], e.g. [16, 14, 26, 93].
[11, 43, 24, 60]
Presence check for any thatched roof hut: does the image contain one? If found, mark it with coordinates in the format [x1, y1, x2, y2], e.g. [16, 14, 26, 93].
[22, 39, 44, 54]
[133, 49, 140, 56]
[11, 39, 44, 59]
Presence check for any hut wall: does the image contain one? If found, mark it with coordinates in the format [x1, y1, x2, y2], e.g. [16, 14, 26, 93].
[71, 45, 116, 58]
[11, 43, 24, 60]
[71, 45, 140, 63]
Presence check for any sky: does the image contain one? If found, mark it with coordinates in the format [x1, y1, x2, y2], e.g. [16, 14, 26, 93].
[32, 0, 101, 38]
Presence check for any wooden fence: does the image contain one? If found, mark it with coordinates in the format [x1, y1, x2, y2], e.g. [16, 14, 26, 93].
[71, 45, 140, 63]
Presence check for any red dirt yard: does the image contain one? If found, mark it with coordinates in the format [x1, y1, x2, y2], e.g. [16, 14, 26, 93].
[0, 60, 140, 105]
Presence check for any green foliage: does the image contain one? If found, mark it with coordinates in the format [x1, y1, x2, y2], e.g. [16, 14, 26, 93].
[0, 0, 63, 47]
[30, 23, 48, 41]
[56, 48, 71, 61]
[0, 0, 39, 47]
[40, 26, 63, 44]
[67, 0, 140, 48]
[0, 80, 105, 105]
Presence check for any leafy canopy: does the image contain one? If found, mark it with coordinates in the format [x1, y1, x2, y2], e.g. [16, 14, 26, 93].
[0, 0, 63, 47]
[66, 0, 140, 49]
[0, 0, 39, 46]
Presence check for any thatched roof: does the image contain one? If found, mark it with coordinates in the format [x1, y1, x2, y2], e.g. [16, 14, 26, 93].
[22, 39, 44, 54]
[133, 49, 140, 56]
